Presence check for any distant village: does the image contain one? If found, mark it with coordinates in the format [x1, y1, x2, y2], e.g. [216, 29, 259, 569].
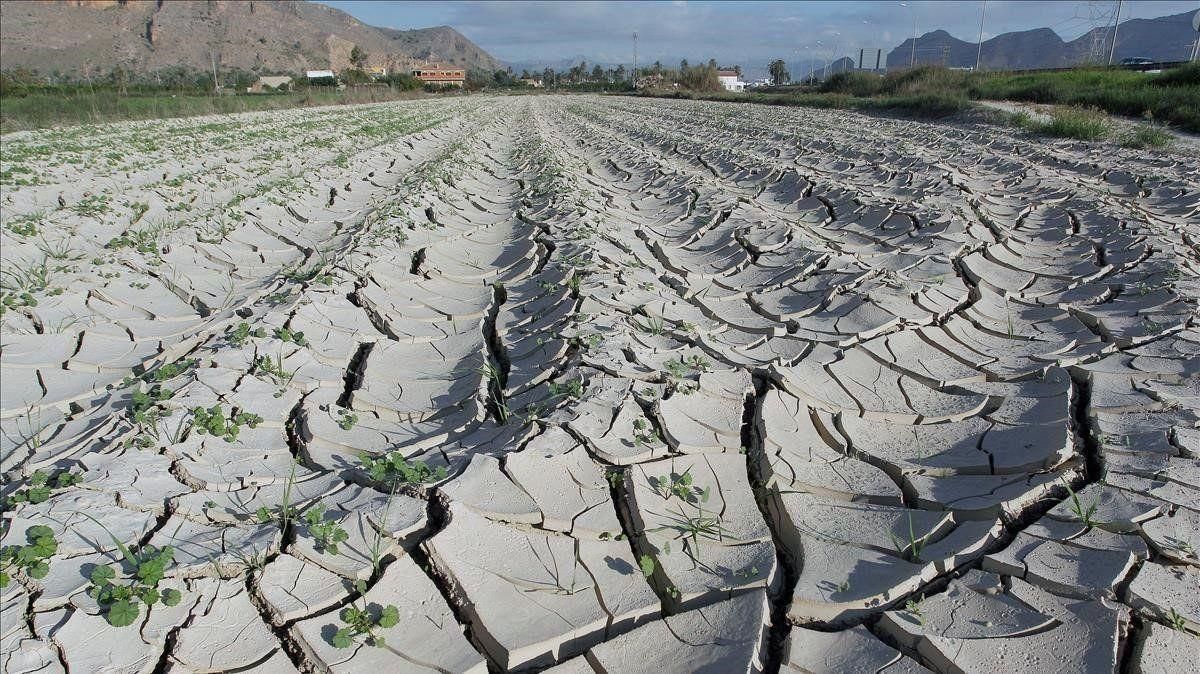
[248, 50, 761, 95]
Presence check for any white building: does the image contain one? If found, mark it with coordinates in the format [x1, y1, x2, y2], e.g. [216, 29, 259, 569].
[717, 69, 745, 92]
[305, 70, 335, 80]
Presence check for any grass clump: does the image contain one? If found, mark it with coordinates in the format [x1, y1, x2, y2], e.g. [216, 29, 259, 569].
[1121, 125, 1173, 149]
[1039, 107, 1110, 140]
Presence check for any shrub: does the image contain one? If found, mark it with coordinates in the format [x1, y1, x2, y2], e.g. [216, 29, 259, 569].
[820, 72, 881, 97]
[1151, 62, 1200, 88]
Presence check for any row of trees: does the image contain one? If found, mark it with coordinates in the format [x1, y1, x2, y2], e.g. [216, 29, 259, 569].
[507, 58, 744, 92]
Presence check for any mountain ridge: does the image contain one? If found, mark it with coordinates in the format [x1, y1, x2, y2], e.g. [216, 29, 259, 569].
[886, 10, 1198, 70]
[0, 0, 504, 78]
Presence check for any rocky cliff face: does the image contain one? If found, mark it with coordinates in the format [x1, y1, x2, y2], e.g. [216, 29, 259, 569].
[0, 0, 503, 78]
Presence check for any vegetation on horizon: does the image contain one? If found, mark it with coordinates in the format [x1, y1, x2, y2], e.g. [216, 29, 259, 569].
[635, 63, 1198, 134]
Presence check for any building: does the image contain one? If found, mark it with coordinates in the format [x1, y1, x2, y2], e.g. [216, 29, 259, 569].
[305, 70, 335, 80]
[411, 63, 466, 87]
[717, 69, 745, 92]
[363, 66, 388, 79]
[247, 75, 292, 93]
[519, 77, 543, 88]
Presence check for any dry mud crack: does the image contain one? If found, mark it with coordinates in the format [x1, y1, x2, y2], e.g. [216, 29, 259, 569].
[1, 95, 1198, 673]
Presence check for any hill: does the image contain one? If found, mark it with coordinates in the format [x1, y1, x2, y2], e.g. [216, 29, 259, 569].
[0, 0, 503, 79]
[886, 10, 1197, 70]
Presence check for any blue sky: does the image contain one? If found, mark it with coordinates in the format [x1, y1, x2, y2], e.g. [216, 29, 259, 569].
[325, 0, 1198, 71]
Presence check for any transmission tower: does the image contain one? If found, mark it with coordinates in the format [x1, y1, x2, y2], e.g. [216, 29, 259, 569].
[1083, 1, 1118, 64]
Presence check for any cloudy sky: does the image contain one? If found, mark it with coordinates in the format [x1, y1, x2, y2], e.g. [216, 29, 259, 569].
[326, 0, 1198, 72]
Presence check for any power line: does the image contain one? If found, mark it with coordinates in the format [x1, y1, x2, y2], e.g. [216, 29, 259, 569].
[1107, 0, 1123, 65]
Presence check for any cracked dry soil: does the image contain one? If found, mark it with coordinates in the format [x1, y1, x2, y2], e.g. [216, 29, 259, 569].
[1, 95, 1198, 673]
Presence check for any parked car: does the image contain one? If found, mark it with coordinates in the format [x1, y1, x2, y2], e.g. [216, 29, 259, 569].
[1120, 57, 1155, 66]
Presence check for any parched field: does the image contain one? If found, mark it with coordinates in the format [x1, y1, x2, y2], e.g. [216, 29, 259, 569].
[1, 95, 1198, 673]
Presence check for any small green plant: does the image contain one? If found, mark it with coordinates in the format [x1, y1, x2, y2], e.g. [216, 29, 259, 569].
[648, 467, 710, 505]
[548, 377, 584, 400]
[81, 513, 180, 627]
[255, 461, 300, 530]
[361, 451, 447, 485]
[332, 592, 400, 648]
[657, 504, 725, 563]
[190, 405, 263, 443]
[889, 512, 926, 563]
[87, 547, 181, 627]
[566, 272, 583, 294]
[5, 468, 83, 506]
[0, 525, 58, 587]
[70, 194, 111, 217]
[664, 354, 711, 379]
[570, 332, 603, 350]
[1065, 483, 1099, 528]
[106, 228, 160, 256]
[282, 259, 333, 285]
[226, 322, 266, 347]
[302, 504, 349, 555]
[273, 326, 308, 346]
[640, 313, 666, 336]
[336, 407, 359, 430]
[632, 417, 660, 447]
[1165, 607, 1188, 631]
[5, 212, 41, 237]
[128, 384, 174, 426]
[253, 353, 295, 388]
[638, 554, 656, 579]
[477, 360, 509, 424]
[148, 358, 198, 382]
[905, 597, 924, 625]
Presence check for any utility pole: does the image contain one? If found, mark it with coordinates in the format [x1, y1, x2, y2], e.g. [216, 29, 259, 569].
[632, 31, 638, 85]
[975, 0, 987, 71]
[210, 52, 219, 93]
[1107, 0, 1123, 65]
[910, 6, 918, 67]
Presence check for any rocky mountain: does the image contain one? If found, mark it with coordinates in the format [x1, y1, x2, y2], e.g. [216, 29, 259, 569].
[886, 10, 1197, 70]
[0, 0, 503, 79]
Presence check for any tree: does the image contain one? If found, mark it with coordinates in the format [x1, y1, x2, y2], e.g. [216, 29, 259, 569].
[542, 67, 555, 86]
[768, 59, 790, 86]
[591, 64, 604, 81]
[349, 45, 367, 69]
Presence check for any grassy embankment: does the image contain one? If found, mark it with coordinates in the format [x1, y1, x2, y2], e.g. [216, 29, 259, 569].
[640, 64, 1200, 143]
[0, 86, 430, 134]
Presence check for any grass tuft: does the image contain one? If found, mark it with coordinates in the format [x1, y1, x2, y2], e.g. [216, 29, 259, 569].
[1038, 107, 1110, 140]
